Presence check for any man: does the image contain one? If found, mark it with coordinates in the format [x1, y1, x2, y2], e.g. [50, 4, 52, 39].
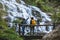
[21, 19, 25, 35]
[21, 17, 29, 35]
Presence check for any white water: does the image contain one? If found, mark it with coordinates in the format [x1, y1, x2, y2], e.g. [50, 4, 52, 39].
[0, 0, 53, 34]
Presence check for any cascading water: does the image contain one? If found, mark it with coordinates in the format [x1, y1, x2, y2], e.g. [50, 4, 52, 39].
[0, 0, 53, 34]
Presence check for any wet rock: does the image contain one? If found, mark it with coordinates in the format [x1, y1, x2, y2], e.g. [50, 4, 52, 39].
[42, 25, 60, 40]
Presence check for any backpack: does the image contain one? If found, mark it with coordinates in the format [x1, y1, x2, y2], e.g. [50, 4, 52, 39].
[31, 19, 36, 25]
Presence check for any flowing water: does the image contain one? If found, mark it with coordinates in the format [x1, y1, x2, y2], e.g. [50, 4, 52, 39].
[0, 0, 53, 34]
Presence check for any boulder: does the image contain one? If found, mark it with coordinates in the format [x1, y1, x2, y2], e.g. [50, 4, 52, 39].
[42, 25, 60, 40]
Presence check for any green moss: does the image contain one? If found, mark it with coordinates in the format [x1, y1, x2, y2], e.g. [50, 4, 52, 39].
[0, 29, 23, 40]
[0, 20, 8, 29]
[0, 10, 7, 17]
[16, 0, 20, 3]
[13, 18, 23, 24]
[41, 5, 53, 12]
[24, 0, 37, 6]
[0, 10, 8, 29]
[0, 3, 3, 9]
[5, 5, 8, 11]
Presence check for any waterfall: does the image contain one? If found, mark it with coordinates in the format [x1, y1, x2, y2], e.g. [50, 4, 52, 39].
[0, 0, 53, 33]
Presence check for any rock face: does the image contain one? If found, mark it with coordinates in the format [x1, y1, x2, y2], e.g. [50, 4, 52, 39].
[42, 25, 60, 40]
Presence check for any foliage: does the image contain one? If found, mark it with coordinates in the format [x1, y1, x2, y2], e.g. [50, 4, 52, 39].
[0, 10, 7, 19]
[16, 0, 20, 3]
[0, 3, 3, 9]
[0, 10, 8, 29]
[55, 12, 60, 23]
[0, 29, 23, 40]
[24, 0, 60, 11]
[13, 18, 23, 24]
[24, 0, 37, 6]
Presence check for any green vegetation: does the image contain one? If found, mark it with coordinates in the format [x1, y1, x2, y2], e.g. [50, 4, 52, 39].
[24, 0, 60, 12]
[13, 18, 23, 24]
[16, 0, 20, 3]
[0, 28, 23, 40]
[0, 10, 7, 17]
[0, 3, 3, 9]
[0, 10, 8, 29]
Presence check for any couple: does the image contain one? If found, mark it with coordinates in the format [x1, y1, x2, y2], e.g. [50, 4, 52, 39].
[22, 17, 38, 35]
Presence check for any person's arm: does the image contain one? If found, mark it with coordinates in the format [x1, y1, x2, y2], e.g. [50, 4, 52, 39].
[24, 17, 29, 24]
[25, 17, 29, 21]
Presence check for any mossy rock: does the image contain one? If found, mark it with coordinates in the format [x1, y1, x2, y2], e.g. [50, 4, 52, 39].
[16, 0, 20, 3]
[0, 10, 8, 29]
[0, 3, 3, 9]
[0, 10, 7, 19]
